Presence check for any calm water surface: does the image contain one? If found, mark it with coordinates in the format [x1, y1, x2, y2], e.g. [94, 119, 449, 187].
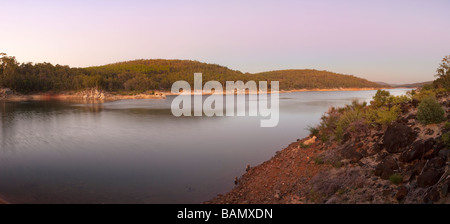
[0, 89, 410, 203]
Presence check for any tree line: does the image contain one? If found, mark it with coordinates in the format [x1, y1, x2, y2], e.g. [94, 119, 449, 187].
[0, 53, 384, 94]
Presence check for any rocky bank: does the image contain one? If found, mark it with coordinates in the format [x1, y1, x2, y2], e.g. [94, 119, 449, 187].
[206, 93, 450, 204]
[0, 88, 166, 102]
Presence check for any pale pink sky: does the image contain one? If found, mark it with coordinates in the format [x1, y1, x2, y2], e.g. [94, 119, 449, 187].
[1, 0, 449, 84]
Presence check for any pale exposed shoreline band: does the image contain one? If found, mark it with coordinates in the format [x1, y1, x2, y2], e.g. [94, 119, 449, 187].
[1, 87, 393, 102]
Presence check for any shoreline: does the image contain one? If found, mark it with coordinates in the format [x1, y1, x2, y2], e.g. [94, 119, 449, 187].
[1, 87, 393, 103]
[0, 92, 166, 102]
[206, 92, 450, 204]
[280, 87, 390, 93]
[163, 87, 389, 96]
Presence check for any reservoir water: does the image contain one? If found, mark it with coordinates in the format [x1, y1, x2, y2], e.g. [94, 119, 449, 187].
[0, 89, 410, 203]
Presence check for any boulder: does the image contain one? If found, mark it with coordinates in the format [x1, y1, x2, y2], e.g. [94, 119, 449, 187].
[438, 149, 450, 159]
[427, 157, 445, 169]
[423, 188, 440, 203]
[383, 123, 416, 153]
[372, 142, 384, 153]
[395, 185, 408, 201]
[340, 144, 363, 163]
[303, 136, 317, 145]
[399, 139, 435, 162]
[408, 160, 426, 178]
[417, 168, 444, 188]
[375, 156, 399, 179]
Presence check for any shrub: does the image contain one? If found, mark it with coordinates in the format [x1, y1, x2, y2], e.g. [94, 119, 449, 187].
[380, 106, 401, 124]
[313, 157, 324, 165]
[442, 133, 450, 148]
[335, 125, 344, 142]
[334, 106, 365, 141]
[320, 107, 340, 130]
[445, 122, 450, 130]
[320, 134, 330, 143]
[307, 126, 319, 136]
[336, 188, 346, 195]
[413, 89, 436, 101]
[407, 89, 416, 98]
[389, 173, 403, 185]
[416, 97, 445, 124]
[299, 142, 311, 149]
[372, 90, 391, 108]
[389, 95, 411, 104]
[332, 161, 343, 168]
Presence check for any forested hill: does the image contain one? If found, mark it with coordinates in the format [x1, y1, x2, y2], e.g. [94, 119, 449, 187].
[251, 69, 383, 89]
[86, 60, 383, 90]
[85, 59, 244, 90]
[0, 55, 384, 93]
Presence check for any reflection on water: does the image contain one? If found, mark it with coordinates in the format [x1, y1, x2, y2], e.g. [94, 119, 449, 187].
[0, 89, 410, 203]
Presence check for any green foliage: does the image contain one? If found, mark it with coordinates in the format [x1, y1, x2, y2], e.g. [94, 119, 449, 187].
[254, 69, 384, 90]
[372, 90, 391, 108]
[434, 55, 450, 90]
[413, 89, 436, 101]
[416, 97, 445, 124]
[389, 174, 403, 185]
[306, 55, 449, 148]
[332, 161, 343, 168]
[317, 92, 406, 144]
[444, 122, 450, 129]
[307, 126, 319, 136]
[313, 157, 324, 165]
[407, 89, 416, 98]
[336, 188, 346, 195]
[365, 105, 401, 126]
[372, 90, 411, 108]
[299, 142, 311, 149]
[390, 95, 411, 105]
[421, 84, 435, 91]
[334, 101, 365, 141]
[320, 107, 339, 130]
[334, 125, 344, 142]
[442, 133, 450, 148]
[320, 134, 330, 143]
[0, 53, 384, 93]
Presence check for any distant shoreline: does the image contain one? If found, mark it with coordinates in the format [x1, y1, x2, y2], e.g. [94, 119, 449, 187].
[0, 87, 401, 103]
[162, 87, 390, 96]
[0, 91, 166, 102]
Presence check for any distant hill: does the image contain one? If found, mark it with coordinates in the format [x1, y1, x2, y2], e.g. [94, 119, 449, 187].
[392, 81, 433, 88]
[87, 60, 383, 90]
[375, 81, 391, 86]
[374, 81, 433, 88]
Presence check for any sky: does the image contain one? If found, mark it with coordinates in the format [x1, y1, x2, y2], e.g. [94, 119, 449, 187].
[1, 0, 449, 84]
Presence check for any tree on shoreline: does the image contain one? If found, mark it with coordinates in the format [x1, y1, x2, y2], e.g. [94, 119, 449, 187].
[435, 55, 450, 90]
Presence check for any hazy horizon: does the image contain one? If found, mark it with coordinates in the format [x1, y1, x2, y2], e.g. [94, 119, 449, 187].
[1, 0, 450, 84]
